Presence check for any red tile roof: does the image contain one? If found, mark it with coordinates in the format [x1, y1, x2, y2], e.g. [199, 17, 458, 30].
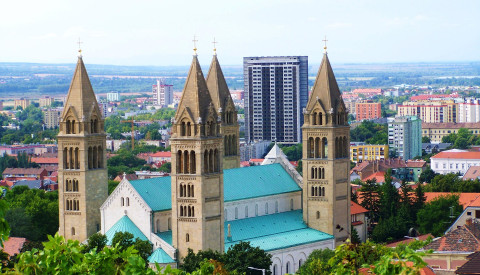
[385, 234, 433, 248]
[463, 166, 480, 180]
[249, 159, 264, 163]
[425, 193, 480, 209]
[30, 157, 58, 164]
[351, 201, 368, 215]
[432, 151, 480, 160]
[1, 237, 27, 257]
[2, 168, 46, 175]
[151, 151, 171, 158]
[424, 222, 480, 252]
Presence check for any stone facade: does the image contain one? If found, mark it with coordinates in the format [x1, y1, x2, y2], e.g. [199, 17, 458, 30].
[58, 56, 108, 242]
[170, 55, 224, 260]
[302, 52, 351, 244]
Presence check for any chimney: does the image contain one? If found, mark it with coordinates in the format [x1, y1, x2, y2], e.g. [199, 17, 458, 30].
[227, 224, 232, 241]
[466, 218, 473, 226]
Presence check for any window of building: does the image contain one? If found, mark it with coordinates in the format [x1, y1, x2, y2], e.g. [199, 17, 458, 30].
[245, 206, 249, 218]
[255, 204, 258, 216]
[126, 197, 130, 207]
[186, 233, 190, 242]
[235, 207, 238, 219]
[265, 203, 268, 214]
[121, 197, 124, 206]
[71, 227, 75, 236]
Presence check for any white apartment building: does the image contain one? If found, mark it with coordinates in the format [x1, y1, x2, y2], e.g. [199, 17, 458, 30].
[431, 149, 480, 175]
[458, 98, 480, 123]
[107, 92, 120, 102]
[153, 79, 173, 107]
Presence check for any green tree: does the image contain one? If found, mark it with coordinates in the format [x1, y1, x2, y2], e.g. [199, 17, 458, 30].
[359, 179, 380, 223]
[111, 232, 135, 251]
[296, 248, 335, 274]
[417, 194, 462, 236]
[419, 167, 436, 183]
[83, 232, 108, 253]
[351, 226, 361, 244]
[421, 136, 431, 143]
[223, 241, 272, 275]
[379, 169, 400, 220]
[181, 248, 223, 273]
[108, 180, 120, 194]
[158, 162, 171, 173]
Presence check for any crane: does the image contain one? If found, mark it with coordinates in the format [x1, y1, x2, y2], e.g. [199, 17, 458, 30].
[121, 119, 135, 151]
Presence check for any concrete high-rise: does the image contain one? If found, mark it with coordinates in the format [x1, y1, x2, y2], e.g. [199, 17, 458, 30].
[244, 56, 308, 144]
[388, 116, 422, 160]
[153, 79, 173, 107]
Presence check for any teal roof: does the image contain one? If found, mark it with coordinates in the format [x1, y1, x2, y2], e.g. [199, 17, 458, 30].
[105, 215, 148, 245]
[129, 164, 301, 212]
[148, 248, 175, 264]
[155, 231, 172, 245]
[224, 210, 333, 252]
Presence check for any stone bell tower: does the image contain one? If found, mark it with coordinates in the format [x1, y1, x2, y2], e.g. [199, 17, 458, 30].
[170, 50, 224, 260]
[58, 52, 107, 242]
[206, 49, 240, 169]
[302, 49, 351, 245]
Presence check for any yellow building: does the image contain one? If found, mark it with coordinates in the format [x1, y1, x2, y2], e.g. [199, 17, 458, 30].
[350, 144, 389, 163]
[14, 98, 29, 110]
[398, 100, 457, 123]
[422, 122, 480, 143]
[39, 96, 54, 107]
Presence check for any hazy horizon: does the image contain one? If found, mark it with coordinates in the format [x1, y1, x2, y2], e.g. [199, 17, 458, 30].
[1, 0, 479, 66]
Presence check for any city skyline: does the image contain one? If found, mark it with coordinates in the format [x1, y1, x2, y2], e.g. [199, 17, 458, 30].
[1, 0, 479, 66]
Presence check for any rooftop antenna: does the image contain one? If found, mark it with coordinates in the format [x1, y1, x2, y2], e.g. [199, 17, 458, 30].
[212, 37, 218, 55]
[192, 35, 198, 56]
[77, 37, 83, 57]
[322, 35, 328, 54]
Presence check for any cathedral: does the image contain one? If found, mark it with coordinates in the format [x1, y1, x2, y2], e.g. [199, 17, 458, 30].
[58, 46, 350, 275]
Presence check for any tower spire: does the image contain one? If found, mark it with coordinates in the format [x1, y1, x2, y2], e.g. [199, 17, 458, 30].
[192, 35, 198, 56]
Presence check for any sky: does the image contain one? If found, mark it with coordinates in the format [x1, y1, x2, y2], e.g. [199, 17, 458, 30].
[1, 0, 479, 66]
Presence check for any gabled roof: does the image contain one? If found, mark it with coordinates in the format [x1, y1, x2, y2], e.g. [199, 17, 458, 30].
[128, 163, 302, 212]
[174, 55, 215, 124]
[30, 157, 58, 164]
[456, 251, 480, 274]
[425, 193, 480, 209]
[206, 54, 235, 116]
[1, 237, 27, 257]
[2, 168, 46, 175]
[105, 215, 148, 245]
[148, 248, 175, 264]
[150, 151, 171, 158]
[62, 56, 101, 121]
[463, 166, 480, 180]
[424, 222, 480, 252]
[306, 53, 344, 113]
[351, 201, 368, 215]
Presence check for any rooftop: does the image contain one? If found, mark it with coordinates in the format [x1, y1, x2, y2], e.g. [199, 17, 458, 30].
[105, 215, 148, 245]
[463, 166, 480, 181]
[129, 163, 302, 212]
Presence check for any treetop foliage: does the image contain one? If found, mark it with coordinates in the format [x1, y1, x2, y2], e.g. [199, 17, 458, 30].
[350, 120, 388, 144]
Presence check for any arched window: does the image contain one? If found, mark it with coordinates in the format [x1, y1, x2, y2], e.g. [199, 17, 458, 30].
[190, 151, 196, 174]
[69, 147, 73, 170]
[156, 219, 160, 233]
[299, 259, 303, 267]
[245, 206, 249, 218]
[74, 148, 79, 169]
[181, 122, 186, 136]
[126, 197, 130, 206]
[98, 146, 103, 168]
[275, 201, 278, 213]
[312, 112, 317, 125]
[308, 137, 314, 158]
[180, 205, 184, 216]
[286, 262, 290, 274]
[73, 179, 78, 192]
[265, 203, 268, 214]
[183, 150, 189, 174]
[90, 119, 94, 133]
[224, 136, 228, 156]
[322, 137, 328, 158]
[290, 199, 294, 210]
[209, 150, 214, 173]
[186, 122, 191, 136]
[177, 150, 183, 173]
[235, 207, 238, 219]
[71, 120, 76, 134]
[214, 149, 219, 172]
[168, 218, 171, 230]
[71, 227, 75, 236]
[273, 264, 277, 275]
[317, 211, 320, 219]
[315, 137, 320, 158]
[319, 112, 323, 125]
[204, 150, 209, 173]
[63, 148, 68, 169]
[66, 120, 71, 134]
[311, 186, 315, 197]
[188, 206, 191, 217]
[186, 233, 190, 242]
[255, 204, 258, 216]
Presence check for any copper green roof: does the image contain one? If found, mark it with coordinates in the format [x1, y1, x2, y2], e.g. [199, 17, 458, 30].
[129, 163, 301, 212]
[105, 215, 148, 245]
[224, 210, 333, 252]
[155, 231, 172, 245]
[148, 248, 174, 264]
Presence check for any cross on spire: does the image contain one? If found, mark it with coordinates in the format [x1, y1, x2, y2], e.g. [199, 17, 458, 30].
[322, 36, 328, 53]
[77, 38, 83, 57]
[192, 35, 198, 55]
[212, 37, 218, 55]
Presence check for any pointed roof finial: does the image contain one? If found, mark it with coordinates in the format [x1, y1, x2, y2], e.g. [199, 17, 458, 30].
[212, 37, 218, 56]
[322, 35, 328, 54]
[192, 35, 198, 56]
[77, 37, 83, 57]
